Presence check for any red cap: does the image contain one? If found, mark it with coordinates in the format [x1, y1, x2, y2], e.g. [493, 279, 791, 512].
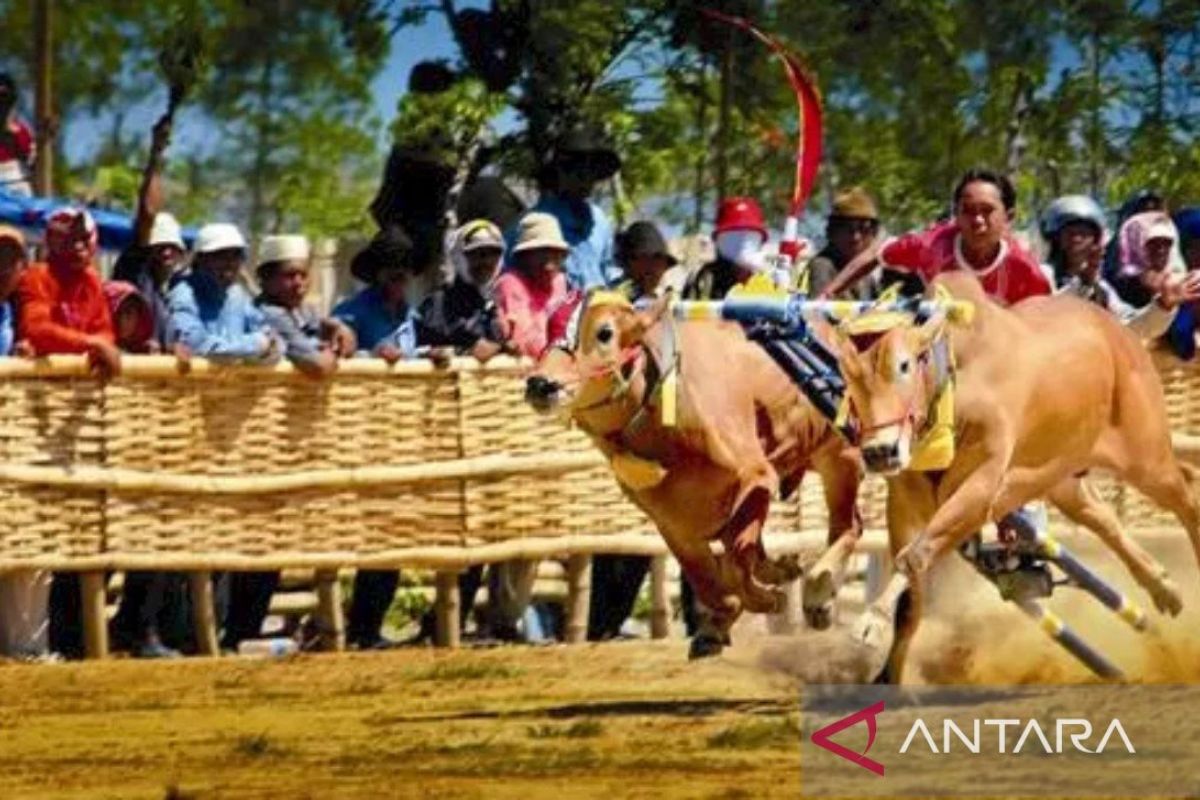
[714, 196, 768, 239]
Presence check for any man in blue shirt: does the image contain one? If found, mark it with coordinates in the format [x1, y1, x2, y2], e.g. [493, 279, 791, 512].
[508, 128, 622, 291]
[168, 223, 280, 362]
[333, 226, 421, 363]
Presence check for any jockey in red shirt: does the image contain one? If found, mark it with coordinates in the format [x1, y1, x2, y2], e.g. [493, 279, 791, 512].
[820, 168, 1051, 306]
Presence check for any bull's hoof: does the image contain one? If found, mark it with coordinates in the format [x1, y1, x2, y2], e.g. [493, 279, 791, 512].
[1150, 574, 1184, 617]
[754, 553, 803, 586]
[688, 634, 726, 660]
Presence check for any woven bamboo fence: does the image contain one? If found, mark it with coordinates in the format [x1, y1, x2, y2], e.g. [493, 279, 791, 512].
[1, 348, 1198, 658]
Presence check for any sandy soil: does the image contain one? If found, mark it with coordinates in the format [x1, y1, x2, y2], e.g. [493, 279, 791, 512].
[2, 534, 1198, 800]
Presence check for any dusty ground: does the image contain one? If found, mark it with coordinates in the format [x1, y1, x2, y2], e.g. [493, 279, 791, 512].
[2, 535, 1199, 800]
[0, 641, 803, 800]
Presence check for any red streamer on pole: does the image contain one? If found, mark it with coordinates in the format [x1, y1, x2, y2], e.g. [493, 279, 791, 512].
[701, 9, 823, 264]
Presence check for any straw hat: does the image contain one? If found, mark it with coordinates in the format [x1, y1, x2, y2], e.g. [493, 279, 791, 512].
[830, 187, 879, 221]
[511, 212, 570, 254]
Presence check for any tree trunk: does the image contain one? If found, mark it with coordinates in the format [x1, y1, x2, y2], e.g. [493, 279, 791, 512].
[249, 53, 276, 236]
[1088, 27, 1103, 196]
[691, 62, 709, 232]
[715, 33, 734, 200]
[32, 0, 53, 197]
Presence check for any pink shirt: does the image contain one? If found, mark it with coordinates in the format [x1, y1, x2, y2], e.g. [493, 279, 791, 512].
[493, 269, 569, 358]
[880, 222, 1051, 306]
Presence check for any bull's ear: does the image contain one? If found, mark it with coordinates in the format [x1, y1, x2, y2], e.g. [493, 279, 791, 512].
[912, 315, 947, 354]
[822, 322, 863, 382]
[629, 294, 671, 342]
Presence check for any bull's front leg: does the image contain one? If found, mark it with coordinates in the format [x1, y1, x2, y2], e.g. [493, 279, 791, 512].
[895, 458, 1007, 579]
[803, 439, 864, 629]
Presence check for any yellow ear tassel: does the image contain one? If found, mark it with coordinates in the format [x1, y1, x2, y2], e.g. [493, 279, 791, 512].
[660, 370, 678, 426]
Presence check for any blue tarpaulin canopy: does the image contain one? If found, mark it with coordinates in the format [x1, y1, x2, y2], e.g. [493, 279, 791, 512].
[0, 189, 197, 252]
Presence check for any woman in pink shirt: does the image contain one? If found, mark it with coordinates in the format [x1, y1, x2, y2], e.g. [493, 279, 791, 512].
[820, 169, 1050, 306]
[494, 212, 571, 358]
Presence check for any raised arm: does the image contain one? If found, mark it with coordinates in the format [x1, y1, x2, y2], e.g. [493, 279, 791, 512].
[133, 115, 172, 248]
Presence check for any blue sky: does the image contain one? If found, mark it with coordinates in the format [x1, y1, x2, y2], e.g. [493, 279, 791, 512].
[65, 10, 462, 164]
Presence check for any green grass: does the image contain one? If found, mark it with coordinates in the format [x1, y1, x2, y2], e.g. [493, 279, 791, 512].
[706, 716, 799, 750]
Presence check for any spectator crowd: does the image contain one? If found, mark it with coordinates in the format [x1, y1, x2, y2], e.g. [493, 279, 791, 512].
[2, 68, 1200, 662]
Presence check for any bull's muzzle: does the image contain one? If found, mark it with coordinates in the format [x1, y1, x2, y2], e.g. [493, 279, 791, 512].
[525, 375, 562, 412]
[861, 428, 911, 475]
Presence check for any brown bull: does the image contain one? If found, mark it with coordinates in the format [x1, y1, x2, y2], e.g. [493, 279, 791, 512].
[833, 272, 1200, 682]
[525, 292, 862, 657]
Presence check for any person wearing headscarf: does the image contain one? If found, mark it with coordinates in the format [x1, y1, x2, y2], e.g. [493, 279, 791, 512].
[419, 219, 511, 361]
[0, 73, 34, 197]
[1039, 196, 1199, 340]
[1112, 211, 1184, 307]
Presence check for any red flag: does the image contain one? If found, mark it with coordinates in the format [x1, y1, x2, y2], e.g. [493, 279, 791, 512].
[702, 10, 823, 264]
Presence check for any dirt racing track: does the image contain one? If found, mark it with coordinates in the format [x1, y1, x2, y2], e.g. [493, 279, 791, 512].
[2, 534, 1199, 800]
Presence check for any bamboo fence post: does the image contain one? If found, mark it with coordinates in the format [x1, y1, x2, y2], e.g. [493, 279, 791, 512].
[864, 550, 893, 605]
[434, 571, 461, 649]
[314, 569, 345, 652]
[188, 572, 220, 656]
[649, 555, 671, 639]
[80, 572, 108, 659]
[564, 555, 592, 644]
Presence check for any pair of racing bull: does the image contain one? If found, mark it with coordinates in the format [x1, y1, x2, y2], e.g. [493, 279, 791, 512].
[524, 272, 1200, 681]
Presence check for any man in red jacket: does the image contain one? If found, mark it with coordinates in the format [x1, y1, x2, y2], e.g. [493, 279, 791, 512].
[17, 207, 120, 377]
[16, 207, 119, 659]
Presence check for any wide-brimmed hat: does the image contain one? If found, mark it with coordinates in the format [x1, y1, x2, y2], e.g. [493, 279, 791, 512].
[829, 187, 879, 222]
[194, 223, 247, 255]
[617, 221, 677, 266]
[543, 128, 622, 182]
[351, 226, 414, 284]
[511, 212, 570, 254]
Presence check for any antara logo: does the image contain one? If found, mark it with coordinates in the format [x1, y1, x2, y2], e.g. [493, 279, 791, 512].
[810, 701, 886, 776]
[810, 702, 1136, 775]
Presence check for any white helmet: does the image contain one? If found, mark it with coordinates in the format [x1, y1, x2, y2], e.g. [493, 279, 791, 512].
[1040, 195, 1106, 242]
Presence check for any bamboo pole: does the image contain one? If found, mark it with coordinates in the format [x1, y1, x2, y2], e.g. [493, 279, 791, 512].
[564, 555, 592, 644]
[0, 451, 608, 494]
[434, 572, 461, 649]
[313, 569, 345, 652]
[649, 555, 671, 639]
[0, 530, 892, 574]
[80, 571, 108, 660]
[188, 572, 219, 656]
[0, 354, 529, 379]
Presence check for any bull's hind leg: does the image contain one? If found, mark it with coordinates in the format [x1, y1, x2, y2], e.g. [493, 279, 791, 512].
[1049, 475, 1182, 613]
[721, 486, 787, 615]
[1046, 476, 1182, 616]
[1122, 461, 1200, 580]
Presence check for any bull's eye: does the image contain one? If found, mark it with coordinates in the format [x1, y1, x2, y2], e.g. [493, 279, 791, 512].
[596, 324, 615, 345]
